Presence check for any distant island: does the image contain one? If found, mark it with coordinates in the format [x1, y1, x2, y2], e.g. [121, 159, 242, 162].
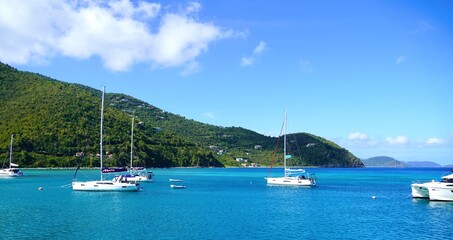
[361, 156, 406, 167]
[361, 156, 448, 168]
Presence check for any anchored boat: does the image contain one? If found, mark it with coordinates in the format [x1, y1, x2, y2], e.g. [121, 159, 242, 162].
[266, 112, 316, 187]
[72, 87, 140, 192]
[0, 135, 24, 177]
[411, 170, 453, 201]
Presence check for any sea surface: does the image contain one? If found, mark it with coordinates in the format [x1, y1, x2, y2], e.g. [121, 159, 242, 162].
[1, 167, 452, 240]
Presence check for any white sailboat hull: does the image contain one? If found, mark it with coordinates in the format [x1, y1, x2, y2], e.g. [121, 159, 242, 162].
[267, 176, 316, 186]
[72, 180, 140, 191]
[0, 168, 24, 177]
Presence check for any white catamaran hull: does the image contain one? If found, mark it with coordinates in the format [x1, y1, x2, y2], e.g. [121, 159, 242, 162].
[411, 174, 453, 201]
[427, 186, 453, 201]
[267, 177, 316, 186]
[411, 183, 430, 198]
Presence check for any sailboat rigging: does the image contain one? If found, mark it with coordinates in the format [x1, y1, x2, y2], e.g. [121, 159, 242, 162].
[72, 86, 141, 191]
[114, 117, 153, 182]
[0, 134, 24, 177]
[266, 112, 316, 186]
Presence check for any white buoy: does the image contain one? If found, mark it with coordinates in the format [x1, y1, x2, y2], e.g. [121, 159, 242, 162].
[38, 187, 43, 191]
[372, 196, 376, 199]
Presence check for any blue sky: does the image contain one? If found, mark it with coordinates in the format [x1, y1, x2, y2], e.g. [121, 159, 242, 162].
[1, 0, 452, 165]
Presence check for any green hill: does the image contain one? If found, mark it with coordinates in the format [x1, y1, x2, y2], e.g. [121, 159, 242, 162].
[0, 62, 363, 168]
[361, 156, 405, 167]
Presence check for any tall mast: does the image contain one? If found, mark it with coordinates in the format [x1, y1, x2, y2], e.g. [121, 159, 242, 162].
[130, 117, 134, 171]
[9, 134, 13, 168]
[100, 86, 105, 180]
[283, 111, 287, 172]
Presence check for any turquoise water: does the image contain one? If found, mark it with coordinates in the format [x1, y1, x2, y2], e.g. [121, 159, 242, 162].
[1, 168, 452, 239]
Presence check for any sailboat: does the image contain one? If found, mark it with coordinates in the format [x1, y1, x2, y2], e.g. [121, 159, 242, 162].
[0, 135, 24, 177]
[72, 87, 141, 191]
[266, 112, 316, 186]
[115, 117, 153, 182]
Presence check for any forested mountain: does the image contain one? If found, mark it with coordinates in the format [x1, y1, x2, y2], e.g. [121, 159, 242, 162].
[0, 62, 363, 168]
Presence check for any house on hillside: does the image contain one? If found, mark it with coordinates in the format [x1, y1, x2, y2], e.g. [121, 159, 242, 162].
[210, 145, 226, 155]
[236, 158, 248, 163]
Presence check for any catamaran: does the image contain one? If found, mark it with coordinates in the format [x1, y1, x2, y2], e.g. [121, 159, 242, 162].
[0, 135, 24, 177]
[72, 87, 141, 191]
[411, 170, 453, 201]
[266, 112, 316, 186]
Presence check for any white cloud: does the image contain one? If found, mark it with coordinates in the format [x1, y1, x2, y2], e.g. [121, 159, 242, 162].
[108, 0, 160, 19]
[253, 41, 266, 55]
[240, 56, 253, 66]
[0, 0, 234, 72]
[396, 55, 406, 64]
[348, 132, 368, 141]
[185, 1, 201, 15]
[385, 135, 408, 145]
[425, 137, 444, 145]
[241, 40, 266, 67]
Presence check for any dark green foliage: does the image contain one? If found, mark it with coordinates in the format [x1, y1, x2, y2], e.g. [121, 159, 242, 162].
[0, 62, 363, 168]
[284, 133, 364, 167]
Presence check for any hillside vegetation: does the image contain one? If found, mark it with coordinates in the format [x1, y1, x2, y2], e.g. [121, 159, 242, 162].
[0, 62, 363, 168]
[361, 156, 406, 167]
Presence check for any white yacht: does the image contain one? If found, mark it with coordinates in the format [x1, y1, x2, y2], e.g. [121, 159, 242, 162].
[266, 112, 316, 186]
[72, 174, 141, 191]
[72, 87, 140, 192]
[411, 171, 453, 201]
[0, 135, 24, 177]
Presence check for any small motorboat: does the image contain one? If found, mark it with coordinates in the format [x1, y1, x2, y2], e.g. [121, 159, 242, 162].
[170, 184, 186, 189]
[169, 178, 183, 182]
